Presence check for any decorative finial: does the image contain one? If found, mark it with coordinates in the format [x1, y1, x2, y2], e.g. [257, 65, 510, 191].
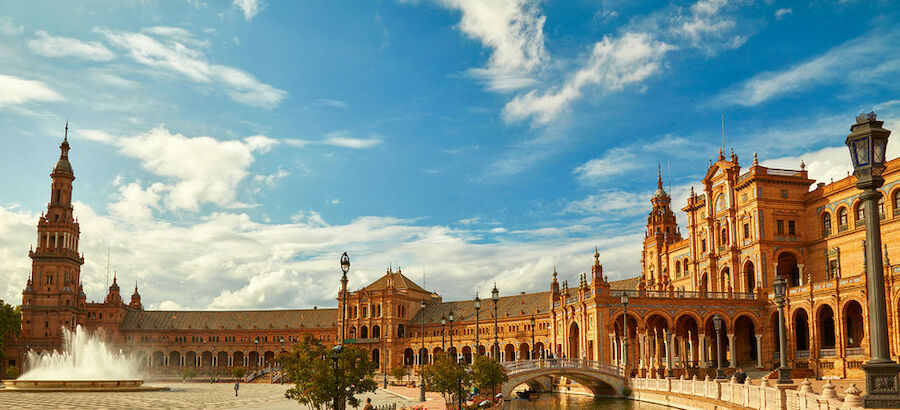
[855, 111, 877, 123]
[64, 118, 68, 141]
[800, 159, 806, 170]
[594, 246, 600, 259]
[753, 152, 758, 166]
[657, 165, 663, 189]
[689, 186, 695, 197]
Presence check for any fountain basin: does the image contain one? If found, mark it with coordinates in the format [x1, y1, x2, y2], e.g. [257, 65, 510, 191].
[2, 379, 169, 392]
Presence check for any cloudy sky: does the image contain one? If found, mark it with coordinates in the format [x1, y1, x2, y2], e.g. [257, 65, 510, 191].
[1, 0, 899, 310]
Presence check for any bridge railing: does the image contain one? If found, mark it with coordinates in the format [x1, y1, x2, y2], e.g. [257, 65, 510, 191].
[502, 359, 624, 377]
[632, 376, 861, 410]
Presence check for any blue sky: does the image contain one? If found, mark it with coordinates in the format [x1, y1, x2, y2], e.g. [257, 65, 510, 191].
[1, 0, 899, 310]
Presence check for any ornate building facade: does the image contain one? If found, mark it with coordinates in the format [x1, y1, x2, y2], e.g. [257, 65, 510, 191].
[3, 115, 900, 386]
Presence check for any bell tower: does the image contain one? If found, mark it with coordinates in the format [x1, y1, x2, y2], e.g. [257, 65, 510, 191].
[641, 167, 680, 285]
[20, 124, 86, 346]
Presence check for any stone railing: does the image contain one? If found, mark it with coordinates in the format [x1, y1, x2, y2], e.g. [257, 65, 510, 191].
[631, 376, 863, 410]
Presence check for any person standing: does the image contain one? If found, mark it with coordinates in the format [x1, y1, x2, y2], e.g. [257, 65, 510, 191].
[735, 368, 747, 384]
[362, 397, 374, 410]
[234, 380, 240, 397]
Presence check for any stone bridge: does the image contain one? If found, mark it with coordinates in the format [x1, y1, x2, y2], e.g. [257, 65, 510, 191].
[500, 359, 626, 400]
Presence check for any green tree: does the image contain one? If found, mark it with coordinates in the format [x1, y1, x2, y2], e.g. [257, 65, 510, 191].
[5, 365, 19, 380]
[391, 366, 407, 385]
[0, 299, 21, 362]
[470, 355, 508, 397]
[231, 367, 245, 379]
[282, 335, 377, 410]
[182, 368, 197, 380]
[422, 352, 471, 407]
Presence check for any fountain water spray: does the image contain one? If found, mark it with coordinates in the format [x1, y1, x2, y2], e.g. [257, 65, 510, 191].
[19, 325, 141, 381]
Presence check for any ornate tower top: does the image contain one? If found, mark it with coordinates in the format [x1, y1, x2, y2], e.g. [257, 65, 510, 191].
[129, 282, 143, 310]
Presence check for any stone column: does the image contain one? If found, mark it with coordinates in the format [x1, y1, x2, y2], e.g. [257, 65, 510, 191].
[638, 334, 646, 368]
[727, 334, 736, 368]
[609, 334, 616, 365]
[688, 335, 694, 368]
[621, 338, 628, 367]
[755, 334, 763, 368]
[699, 334, 707, 367]
[664, 329, 674, 377]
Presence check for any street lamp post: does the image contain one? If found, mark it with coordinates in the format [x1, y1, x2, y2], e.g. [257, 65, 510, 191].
[441, 316, 446, 350]
[211, 346, 216, 380]
[530, 315, 535, 360]
[420, 299, 426, 403]
[713, 314, 725, 380]
[340, 252, 350, 343]
[449, 310, 455, 355]
[492, 284, 499, 361]
[331, 345, 344, 410]
[474, 294, 481, 355]
[621, 292, 629, 370]
[280, 337, 285, 384]
[845, 112, 900, 407]
[773, 276, 792, 385]
[254, 338, 259, 371]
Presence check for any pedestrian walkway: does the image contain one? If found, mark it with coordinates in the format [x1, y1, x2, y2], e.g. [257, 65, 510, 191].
[385, 386, 446, 410]
[0, 382, 414, 409]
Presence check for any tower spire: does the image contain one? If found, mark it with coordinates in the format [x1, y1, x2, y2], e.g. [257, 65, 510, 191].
[64, 118, 68, 142]
[657, 165, 663, 189]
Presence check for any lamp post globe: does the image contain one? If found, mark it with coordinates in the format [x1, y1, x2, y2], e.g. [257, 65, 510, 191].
[713, 314, 725, 380]
[846, 113, 900, 407]
[340, 252, 350, 275]
[491, 283, 500, 360]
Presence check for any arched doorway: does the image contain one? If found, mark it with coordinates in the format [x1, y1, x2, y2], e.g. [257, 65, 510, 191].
[397, 324, 405, 338]
[777, 252, 800, 287]
[534, 342, 545, 359]
[674, 314, 700, 368]
[200, 351, 212, 367]
[264, 351, 275, 367]
[700, 272, 709, 294]
[217, 351, 228, 368]
[720, 267, 731, 292]
[448, 347, 458, 363]
[844, 301, 865, 349]
[233, 351, 244, 368]
[476, 345, 486, 356]
[185, 351, 197, 368]
[404, 348, 414, 366]
[733, 315, 757, 367]
[568, 322, 580, 359]
[248, 351, 260, 369]
[360, 326, 368, 339]
[372, 325, 381, 339]
[152, 351, 165, 367]
[462, 346, 472, 364]
[817, 305, 836, 351]
[703, 316, 728, 369]
[519, 342, 530, 360]
[504, 344, 515, 362]
[793, 309, 809, 352]
[418, 347, 428, 365]
[743, 262, 755, 293]
[372, 349, 380, 367]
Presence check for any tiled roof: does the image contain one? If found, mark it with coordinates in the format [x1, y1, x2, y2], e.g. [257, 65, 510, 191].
[411, 291, 551, 324]
[609, 276, 641, 291]
[120, 309, 339, 331]
[363, 271, 428, 293]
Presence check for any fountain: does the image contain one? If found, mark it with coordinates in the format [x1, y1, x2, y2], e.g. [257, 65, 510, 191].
[3, 325, 168, 392]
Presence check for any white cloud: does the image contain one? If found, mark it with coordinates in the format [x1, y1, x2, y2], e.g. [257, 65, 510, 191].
[0, 74, 63, 108]
[95, 27, 287, 109]
[713, 30, 900, 107]
[0, 17, 23, 36]
[669, 0, 745, 54]
[565, 190, 650, 217]
[504, 32, 672, 125]
[310, 99, 349, 109]
[574, 147, 641, 183]
[234, 0, 264, 21]
[27, 30, 115, 61]
[774, 8, 792, 20]
[438, 0, 547, 91]
[285, 131, 382, 150]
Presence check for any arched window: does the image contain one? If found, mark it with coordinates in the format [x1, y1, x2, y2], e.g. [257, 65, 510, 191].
[894, 190, 900, 217]
[855, 202, 865, 224]
[838, 207, 848, 229]
[822, 212, 832, 237]
[878, 197, 885, 220]
[397, 324, 405, 338]
[675, 261, 681, 277]
[715, 194, 726, 212]
[721, 227, 728, 246]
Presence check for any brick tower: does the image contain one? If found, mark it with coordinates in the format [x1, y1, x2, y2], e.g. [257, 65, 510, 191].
[642, 167, 680, 286]
[19, 124, 87, 349]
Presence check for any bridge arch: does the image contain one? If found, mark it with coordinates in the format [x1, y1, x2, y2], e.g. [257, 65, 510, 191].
[500, 360, 625, 400]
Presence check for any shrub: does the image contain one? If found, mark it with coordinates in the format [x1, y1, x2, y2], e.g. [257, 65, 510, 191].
[182, 368, 197, 379]
[5, 365, 19, 380]
[232, 367, 245, 379]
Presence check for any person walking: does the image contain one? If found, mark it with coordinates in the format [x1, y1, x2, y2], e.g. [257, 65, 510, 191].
[362, 397, 374, 410]
[735, 368, 747, 384]
[234, 380, 240, 397]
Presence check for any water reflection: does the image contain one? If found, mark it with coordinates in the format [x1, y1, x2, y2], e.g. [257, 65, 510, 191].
[504, 394, 671, 409]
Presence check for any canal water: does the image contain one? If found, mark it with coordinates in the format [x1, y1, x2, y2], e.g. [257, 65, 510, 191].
[504, 394, 671, 409]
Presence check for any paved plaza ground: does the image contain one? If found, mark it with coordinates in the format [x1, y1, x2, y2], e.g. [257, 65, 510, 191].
[0, 382, 419, 409]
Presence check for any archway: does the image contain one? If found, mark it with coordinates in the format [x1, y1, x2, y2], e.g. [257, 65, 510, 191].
[217, 351, 228, 368]
[462, 346, 472, 364]
[372, 325, 381, 339]
[360, 325, 368, 339]
[200, 351, 212, 367]
[404, 348, 415, 366]
[504, 344, 515, 362]
[793, 309, 809, 352]
[534, 342, 545, 359]
[418, 347, 429, 365]
[733, 315, 757, 367]
[777, 252, 800, 287]
[248, 351, 260, 369]
[720, 267, 731, 292]
[233, 351, 244, 368]
[568, 322, 580, 359]
[647, 314, 671, 373]
[700, 272, 709, 294]
[703, 315, 728, 369]
[843, 301, 864, 348]
[372, 349, 380, 367]
[476, 345, 486, 356]
[743, 261, 756, 293]
[152, 351, 165, 367]
[168, 351, 181, 367]
[519, 342, 530, 360]
[674, 314, 700, 369]
[448, 347, 458, 363]
[817, 305, 836, 350]
[397, 324, 405, 338]
[185, 351, 197, 367]
[264, 351, 275, 367]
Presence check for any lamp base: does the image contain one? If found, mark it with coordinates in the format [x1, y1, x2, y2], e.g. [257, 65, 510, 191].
[862, 361, 900, 408]
[776, 367, 792, 385]
[715, 368, 727, 380]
